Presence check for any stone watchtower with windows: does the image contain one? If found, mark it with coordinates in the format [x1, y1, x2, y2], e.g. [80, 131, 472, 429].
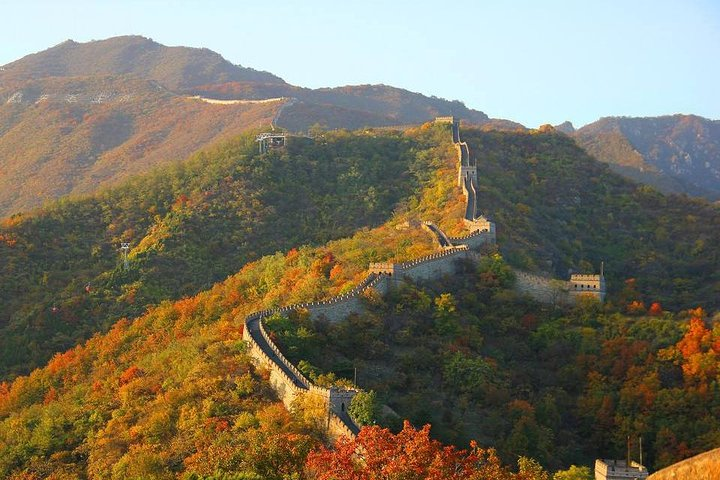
[568, 273, 606, 302]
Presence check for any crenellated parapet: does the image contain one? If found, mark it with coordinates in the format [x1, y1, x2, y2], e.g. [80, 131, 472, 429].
[422, 221, 454, 249]
[434, 116, 457, 125]
[242, 245, 476, 440]
[513, 269, 606, 304]
[568, 274, 606, 302]
[448, 219, 496, 248]
[243, 309, 361, 441]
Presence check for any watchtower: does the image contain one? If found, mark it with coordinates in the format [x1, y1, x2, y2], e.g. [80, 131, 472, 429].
[568, 264, 606, 303]
[434, 116, 457, 124]
[594, 459, 648, 480]
[256, 132, 287, 153]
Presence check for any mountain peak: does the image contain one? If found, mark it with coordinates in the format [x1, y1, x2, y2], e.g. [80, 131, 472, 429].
[554, 121, 575, 134]
[2, 35, 285, 91]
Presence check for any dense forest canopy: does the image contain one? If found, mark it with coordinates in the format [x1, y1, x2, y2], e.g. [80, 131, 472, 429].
[0, 122, 719, 478]
[0, 128, 433, 379]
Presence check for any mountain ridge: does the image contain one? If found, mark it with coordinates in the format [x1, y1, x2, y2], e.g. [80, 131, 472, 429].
[0, 35, 285, 90]
[575, 114, 720, 200]
[0, 74, 281, 216]
[0, 35, 513, 215]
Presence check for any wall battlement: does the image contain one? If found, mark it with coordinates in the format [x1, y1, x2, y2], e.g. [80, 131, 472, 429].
[434, 116, 457, 124]
[514, 269, 606, 304]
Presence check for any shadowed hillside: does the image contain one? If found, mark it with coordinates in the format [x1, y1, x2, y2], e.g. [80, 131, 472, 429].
[2, 122, 719, 380]
[575, 115, 720, 200]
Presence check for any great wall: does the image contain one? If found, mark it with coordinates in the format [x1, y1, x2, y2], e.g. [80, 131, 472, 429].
[240, 118, 604, 441]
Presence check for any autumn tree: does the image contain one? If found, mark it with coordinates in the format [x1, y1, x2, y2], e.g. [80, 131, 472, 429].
[306, 421, 542, 480]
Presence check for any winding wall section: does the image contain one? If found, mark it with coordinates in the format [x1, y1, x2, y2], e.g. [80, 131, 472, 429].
[241, 119, 496, 442]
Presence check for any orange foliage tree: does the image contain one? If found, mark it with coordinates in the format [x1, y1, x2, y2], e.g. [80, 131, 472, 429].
[306, 421, 540, 480]
[648, 302, 663, 316]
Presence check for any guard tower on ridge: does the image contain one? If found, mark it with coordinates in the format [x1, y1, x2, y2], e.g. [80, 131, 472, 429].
[256, 132, 287, 153]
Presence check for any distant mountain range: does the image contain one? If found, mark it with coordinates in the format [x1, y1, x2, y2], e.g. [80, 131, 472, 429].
[0, 35, 514, 215]
[571, 115, 720, 200]
[1, 35, 718, 216]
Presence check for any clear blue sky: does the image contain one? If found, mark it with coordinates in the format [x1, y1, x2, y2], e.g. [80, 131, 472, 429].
[2, 0, 718, 127]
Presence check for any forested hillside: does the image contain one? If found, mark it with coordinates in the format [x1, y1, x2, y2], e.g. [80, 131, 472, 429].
[0, 76, 282, 216]
[3, 123, 720, 379]
[269, 254, 720, 471]
[1, 122, 719, 477]
[0, 129, 432, 379]
[460, 129, 720, 309]
[0, 36, 505, 214]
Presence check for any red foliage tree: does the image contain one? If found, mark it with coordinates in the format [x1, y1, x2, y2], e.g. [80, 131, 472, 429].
[626, 300, 646, 315]
[118, 365, 143, 385]
[306, 421, 521, 480]
[648, 302, 663, 316]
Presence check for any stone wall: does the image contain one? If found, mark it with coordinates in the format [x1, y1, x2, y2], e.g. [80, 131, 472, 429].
[243, 314, 361, 441]
[370, 245, 471, 286]
[458, 164, 477, 187]
[448, 222, 496, 249]
[462, 174, 477, 220]
[329, 413, 359, 440]
[513, 269, 605, 304]
[242, 321, 307, 411]
[282, 273, 390, 323]
[422, 221, 454, 248]
[241, 246, 476, 442]
[513, 270, 565, 304]
[569, 274, 606, 302]
[434, 116, 457, 124]
[395, 246, 471, 283]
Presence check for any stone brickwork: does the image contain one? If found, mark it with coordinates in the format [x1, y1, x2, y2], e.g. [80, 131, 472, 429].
[369, 245, 471, 285]
[448, 221, 496, 248]
[243, 312, 361, 441]
[513, 270, 567, 304]
[271, 272, 389, 324]
[569, 274, 606, 302]
[434, 116, 457, 124]
[422, 221, 454, 249]
[242, 246, 475, 440]
[513, 269, 606, 304]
